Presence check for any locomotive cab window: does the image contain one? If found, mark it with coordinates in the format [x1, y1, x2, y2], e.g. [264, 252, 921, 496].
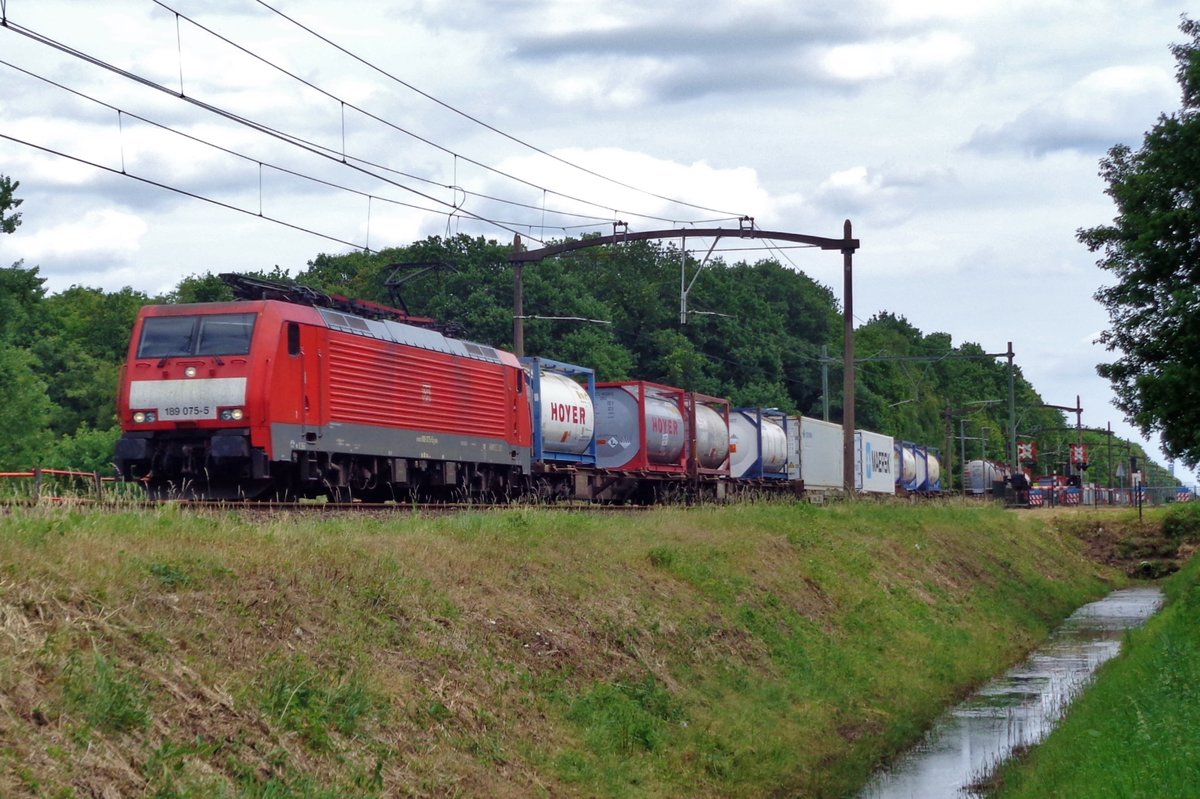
[138, 313, 257, 359]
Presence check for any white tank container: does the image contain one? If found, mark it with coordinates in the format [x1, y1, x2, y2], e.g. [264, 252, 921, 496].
[894, 443, 917, 487]
[693, 403, 731, 469]
[595, 386, 686, 469]
[729, 411, 787, 477]
[965, 460, 999, 493]
[537, 371, 595, 455]
[925, 452, 941, 488]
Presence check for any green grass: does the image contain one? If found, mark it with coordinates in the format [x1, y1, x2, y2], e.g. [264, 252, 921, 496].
[989, 549, 1200, 799]
[255, 654, 387, 750]
[0, 501, 1126, 798]
[60, 651, 150, 734]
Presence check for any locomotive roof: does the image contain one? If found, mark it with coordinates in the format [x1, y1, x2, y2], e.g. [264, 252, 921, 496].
[137, 300, 513, 367]
[315, 306, 509, 366]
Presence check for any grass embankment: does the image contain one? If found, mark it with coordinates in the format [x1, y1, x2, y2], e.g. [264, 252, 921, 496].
[0, 502, 1117, 798]
[987, 505, 1200, 799]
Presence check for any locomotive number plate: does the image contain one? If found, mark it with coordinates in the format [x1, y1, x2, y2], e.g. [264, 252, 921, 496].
[160, 403, 217, 420]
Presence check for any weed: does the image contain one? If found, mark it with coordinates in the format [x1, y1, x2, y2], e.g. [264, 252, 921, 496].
[149, 561, 193, 588]
[257, 655, 385, 751]
[426, 700, 452, 723]
[567, 675, 684, 756]
[1161, 501, 1200, 543]
[61, 652, 150, 733]
[647, 546, 676, 568]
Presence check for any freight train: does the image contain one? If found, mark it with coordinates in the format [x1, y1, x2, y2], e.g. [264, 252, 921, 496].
[114, 278, 941, 501]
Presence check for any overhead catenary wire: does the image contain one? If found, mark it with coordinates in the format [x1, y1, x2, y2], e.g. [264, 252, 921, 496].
[0, 0, 815, 305]
[153, 0, 747, 229]
[0, 56, 452, 219]
[0, 131, 368, 252]
[0, 16, 538, 240]
[249, 0, 746, 221]
[1, 13, 740, 244]
[0, 121, 586, 253]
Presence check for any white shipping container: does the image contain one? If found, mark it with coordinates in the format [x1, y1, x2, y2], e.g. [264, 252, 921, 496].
[855, 430, 897, 494]
[786, 415, 801, 481]
[799, 416, 843, 490]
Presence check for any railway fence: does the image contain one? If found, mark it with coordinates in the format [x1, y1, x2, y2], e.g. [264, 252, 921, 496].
[0, 468, 109, 502]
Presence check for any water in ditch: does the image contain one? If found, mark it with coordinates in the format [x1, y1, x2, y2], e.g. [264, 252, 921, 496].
[856, 585, 1164, 799]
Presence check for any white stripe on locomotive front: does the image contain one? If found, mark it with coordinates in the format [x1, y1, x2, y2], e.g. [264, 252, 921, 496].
[129, 377, 248, 421]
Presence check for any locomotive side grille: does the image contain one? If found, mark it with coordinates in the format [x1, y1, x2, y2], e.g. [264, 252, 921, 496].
[327, 335, 511, 436]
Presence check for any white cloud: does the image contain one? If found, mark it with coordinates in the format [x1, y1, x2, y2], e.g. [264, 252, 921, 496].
[881, 0, 1005, 22]
[489, 147, 776, 231]
[541, 61, 663, 110]
[810, 165, 955, 226]
[820, 31, 973, 82]
[969, 65, 1177, 155]
[10, 210, 148, 264]
[817, 166, 885, 201]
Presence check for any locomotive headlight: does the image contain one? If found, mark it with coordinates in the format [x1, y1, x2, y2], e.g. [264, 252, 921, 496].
[133, 411, 158, 423]
[145, 412, 157, 423]
[219, 407, 245, 422]
[184, 366, 198, 378]
[133, 411, 146, 423]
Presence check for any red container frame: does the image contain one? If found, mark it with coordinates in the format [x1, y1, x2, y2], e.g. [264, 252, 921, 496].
[595, 380, 689, 474]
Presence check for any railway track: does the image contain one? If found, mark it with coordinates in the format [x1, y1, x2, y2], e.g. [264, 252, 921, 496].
[0, 497, 659, 514]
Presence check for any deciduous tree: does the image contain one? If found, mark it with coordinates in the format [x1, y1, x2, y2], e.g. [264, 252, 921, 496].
[1082, 18, 1200, 465]
[0, 175, 21, 234]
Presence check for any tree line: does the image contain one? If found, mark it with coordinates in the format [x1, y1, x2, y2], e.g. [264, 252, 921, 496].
[0, 176, 1175, 489]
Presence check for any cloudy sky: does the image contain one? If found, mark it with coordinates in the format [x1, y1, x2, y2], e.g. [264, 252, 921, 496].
[0, 0, 1191, 477]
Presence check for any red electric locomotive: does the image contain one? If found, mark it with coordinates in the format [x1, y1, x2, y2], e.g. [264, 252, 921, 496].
[115, 290, 532, 499]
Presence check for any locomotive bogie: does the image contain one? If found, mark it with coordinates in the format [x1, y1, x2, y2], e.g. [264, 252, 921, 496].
[286, 448, 526, 502]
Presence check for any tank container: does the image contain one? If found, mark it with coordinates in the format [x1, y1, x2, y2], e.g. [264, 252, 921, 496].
[594, 382, 686, 470]
[729, 410, 788, 478]
[924, 451, 942, 490]
[522, 356, 597, 465]
[965, 460, 1000, 494]
[536, 371, 594, 455]
[693, 402, 731, 470]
